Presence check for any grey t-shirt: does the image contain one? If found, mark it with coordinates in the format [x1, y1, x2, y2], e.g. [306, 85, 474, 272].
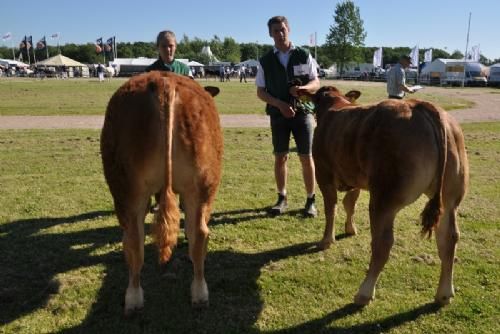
[386, 63, 405, 98]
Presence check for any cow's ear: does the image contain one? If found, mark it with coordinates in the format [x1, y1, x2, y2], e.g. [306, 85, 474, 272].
[345, 90, 361, 102]
[204, 86, 220, 97]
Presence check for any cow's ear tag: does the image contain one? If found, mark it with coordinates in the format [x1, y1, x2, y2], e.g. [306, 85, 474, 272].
[204, 86, 220, 97]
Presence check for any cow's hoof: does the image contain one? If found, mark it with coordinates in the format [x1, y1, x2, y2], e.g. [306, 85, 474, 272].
[354, 293, 373, 306]
[124, 305, 144, 318]
[124, 286, 144, 317]
[317, 238, 333, 250]
[191, 279, 209, 307]
[434, 294, 453, 306]
[192, 299, 209, 309]
[345, 225, 358, 236]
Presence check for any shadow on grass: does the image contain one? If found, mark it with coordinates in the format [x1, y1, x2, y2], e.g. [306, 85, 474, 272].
[0, 210, 440, 333]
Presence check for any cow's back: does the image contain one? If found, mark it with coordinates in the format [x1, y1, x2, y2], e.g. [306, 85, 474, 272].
[313, 99, 444, 200]
[101, 71, 223, 211]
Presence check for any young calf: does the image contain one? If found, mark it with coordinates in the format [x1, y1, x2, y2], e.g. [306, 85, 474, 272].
[101, 71, 223, 315]
[312, 86, 469, 306]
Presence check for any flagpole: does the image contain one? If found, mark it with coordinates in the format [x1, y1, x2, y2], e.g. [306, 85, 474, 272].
[11, 39, 15, 60]
[462, 12, 471, 87]
[314, 31, 317, 60]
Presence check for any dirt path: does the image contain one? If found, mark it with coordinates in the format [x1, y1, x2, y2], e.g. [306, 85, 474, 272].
[0, 87, 499, 129]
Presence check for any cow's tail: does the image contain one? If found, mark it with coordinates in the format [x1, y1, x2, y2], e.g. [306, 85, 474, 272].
[420, 102, 447, 238]
[153, 77, 180, 263]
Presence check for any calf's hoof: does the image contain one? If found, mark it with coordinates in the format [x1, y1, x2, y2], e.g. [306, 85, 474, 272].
[191, 279, 209, 308]
[317, 238, 333, 250]
[124, 286, 144, 317]
[345, 224, 357, 236]
[434, 294, 453, 306]
[354, 293, 373, 306]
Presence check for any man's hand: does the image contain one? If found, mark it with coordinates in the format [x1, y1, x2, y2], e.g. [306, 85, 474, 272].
[278, 100, 295, 118]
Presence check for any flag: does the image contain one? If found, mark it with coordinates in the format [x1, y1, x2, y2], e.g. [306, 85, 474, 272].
[95, 37, 103, 53]
[105, 37, 114, 53]
[424, 49, 433, 62]
[309, 34, 315, 47]
[409, 46, 419, 66]
[2, 32, 12, 41]
[372, 47, 383, 67]
[470, 45, 480, 62]
[51, 33, 60, 39]
[26, 36, 32, 50]
[19, 36, 27, 50]
[36, 36, 47, 50]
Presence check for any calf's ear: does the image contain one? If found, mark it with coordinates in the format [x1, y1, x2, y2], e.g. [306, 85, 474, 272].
[204, 86, 220, 97]
[345, 90, 361, 102]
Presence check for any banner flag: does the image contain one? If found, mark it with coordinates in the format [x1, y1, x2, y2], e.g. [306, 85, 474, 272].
[372, 47, 383, 67]
[2, 32, 12, 41]
[19, 36, 27, 50]
[36, 36, 47, 50]
[409, 45, 419, 66]
[95, 37, 103, 53]
[470, 45, 480, 62]
[424, 49, 433, 62]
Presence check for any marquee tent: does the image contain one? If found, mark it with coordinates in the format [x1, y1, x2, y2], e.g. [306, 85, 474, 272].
[35, 54, 88, 67]
[420, 58, 487, 86]
[0, 58, 29, 68]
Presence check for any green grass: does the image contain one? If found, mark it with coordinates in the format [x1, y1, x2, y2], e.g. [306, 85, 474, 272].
[0, 123, 498, 333]
[0, 77, 476, 116]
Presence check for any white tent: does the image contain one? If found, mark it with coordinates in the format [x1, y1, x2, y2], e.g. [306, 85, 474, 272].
[201, 46, 219, 62]
[35, 54, 88, 68]
[0, 58, 29, 68]
[188, 60, 205, 67]
[235, 59, 259, 68]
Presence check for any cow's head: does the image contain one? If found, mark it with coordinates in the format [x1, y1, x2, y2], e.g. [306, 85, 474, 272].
[204, 86, 220, 97]
[313, 86, 361, 120]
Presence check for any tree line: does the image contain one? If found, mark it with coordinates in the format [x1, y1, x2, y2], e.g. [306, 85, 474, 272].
[1, 1, 498, 67]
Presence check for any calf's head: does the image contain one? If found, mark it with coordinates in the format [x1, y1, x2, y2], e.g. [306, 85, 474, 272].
[313, 86, 361, 120]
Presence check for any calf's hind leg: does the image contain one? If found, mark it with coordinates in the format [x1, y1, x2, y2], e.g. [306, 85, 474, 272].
[118, 196, 149, 315]
[434, 207, 460, 305]
[183, 196, 211, 307]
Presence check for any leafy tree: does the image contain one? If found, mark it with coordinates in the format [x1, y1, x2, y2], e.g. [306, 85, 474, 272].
[221, 37, 241, 63]
[325, 0, 366, 75]
[450, 50, 464, 59]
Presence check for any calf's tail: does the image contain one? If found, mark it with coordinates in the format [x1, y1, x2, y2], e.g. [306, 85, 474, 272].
[153, 77, 180, 263]
[420, 102, 447, 238]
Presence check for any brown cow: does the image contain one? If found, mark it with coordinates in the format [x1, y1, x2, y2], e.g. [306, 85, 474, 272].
[311, 86, 468, 306]
[100, 71, 223, 315]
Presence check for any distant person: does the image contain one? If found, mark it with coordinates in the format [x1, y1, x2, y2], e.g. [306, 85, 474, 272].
[240, 64, 247, 83]
[219, 65, 225, 82]
[146, 30, 193, 77]
[255, 15, 320, 217]
[386, 55, 416, 99]
[97, 63, 105, 82]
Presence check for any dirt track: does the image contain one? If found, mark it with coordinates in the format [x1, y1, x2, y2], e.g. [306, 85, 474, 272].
[0, 86, 499, 129]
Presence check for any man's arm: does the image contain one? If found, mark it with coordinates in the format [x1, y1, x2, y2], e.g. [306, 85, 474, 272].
[257, 87, 295, 118]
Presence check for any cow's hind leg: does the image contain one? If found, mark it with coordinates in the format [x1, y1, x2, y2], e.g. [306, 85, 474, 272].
[354, 201, 397, 305]
[184, 197, 210, 307]
[343, 188, 360, 236]
[118, 197, 148, 316]
[434, 207, 460, 305]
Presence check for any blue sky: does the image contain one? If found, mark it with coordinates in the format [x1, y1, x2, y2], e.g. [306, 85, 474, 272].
[2, 0, 499, 60]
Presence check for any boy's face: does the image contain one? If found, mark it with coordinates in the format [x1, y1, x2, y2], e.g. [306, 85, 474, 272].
[270, 22, 290, 47]
[158, 36, 176, 63]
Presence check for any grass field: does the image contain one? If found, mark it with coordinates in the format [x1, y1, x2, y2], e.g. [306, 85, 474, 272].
[0, 77, 478, 116]
[0, 123, 498, 333]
